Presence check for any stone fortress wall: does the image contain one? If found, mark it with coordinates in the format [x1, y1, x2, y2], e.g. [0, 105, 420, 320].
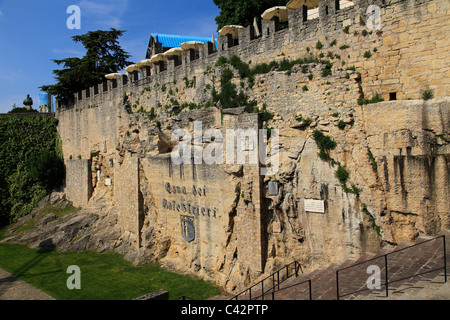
[56, 0, 449, 292]
[58, 0, 449, 114]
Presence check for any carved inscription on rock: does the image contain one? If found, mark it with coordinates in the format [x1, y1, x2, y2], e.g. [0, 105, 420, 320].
[162, 182, 217, 218]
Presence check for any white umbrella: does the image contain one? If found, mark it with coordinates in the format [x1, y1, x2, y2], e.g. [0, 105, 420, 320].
[125, 64, 139, 73]
[218, 25, 244, 38]
[286, 0, 319, 10]
[105, 73, 123, 80]
[150, 53, 166, 63]
[136, 59, 153, 68]
[179, 41, 204, 51]
[163, 47, 183, 57]
[261, 6, 289, 22]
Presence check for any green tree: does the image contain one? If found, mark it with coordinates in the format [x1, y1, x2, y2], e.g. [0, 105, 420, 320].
[0, 116, 63, 227]
[213, 0, 288, 30]
[8, 102, 38, 114]
[40, 28, 133, 101]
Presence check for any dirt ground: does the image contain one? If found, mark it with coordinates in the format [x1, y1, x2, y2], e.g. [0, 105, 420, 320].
[0, 268, 54, 300]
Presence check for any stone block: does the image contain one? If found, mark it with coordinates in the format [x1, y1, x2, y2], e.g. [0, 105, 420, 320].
[383, 34, 399, 47]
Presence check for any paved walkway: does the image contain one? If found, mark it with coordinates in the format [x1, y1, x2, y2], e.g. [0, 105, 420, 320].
[0, 268, 54, 300]
[235, 231, 449, 300]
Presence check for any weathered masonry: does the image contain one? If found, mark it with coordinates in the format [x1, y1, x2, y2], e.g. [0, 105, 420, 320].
[57, 0, 449, 111]
[57, 0, 449, 292]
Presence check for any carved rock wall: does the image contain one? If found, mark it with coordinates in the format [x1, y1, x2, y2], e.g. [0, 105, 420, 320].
[52, 0, 450, 293]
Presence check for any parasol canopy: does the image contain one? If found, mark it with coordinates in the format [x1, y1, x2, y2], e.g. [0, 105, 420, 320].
[150, 53, 166, 63]
[218, 25, 245, 39]
[286, 0, 319, 10]
[136, 59, 153, 68]
[125, 64, 139, 73]
[261, 6, 289, 22]
[163, 47, 183, 57]
[105, 73, 123, 80]
[179, 41, 204, 51]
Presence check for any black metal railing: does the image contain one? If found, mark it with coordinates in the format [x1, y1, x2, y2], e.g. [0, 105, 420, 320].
[231, 261, 303, 300]
[258, 279, 312, 300]
[336, 235, 447, 300]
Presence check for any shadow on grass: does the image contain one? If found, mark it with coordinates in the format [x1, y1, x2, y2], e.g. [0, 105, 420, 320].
[0, 240, 223, 300]
[12, 239, 62, 279]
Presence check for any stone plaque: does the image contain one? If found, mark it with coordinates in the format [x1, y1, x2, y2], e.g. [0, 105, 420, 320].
[272, 221, 281, 233]
[268, 181, 278, 196]
[105, 178, 112, 186]
[304, 199, 325, 213]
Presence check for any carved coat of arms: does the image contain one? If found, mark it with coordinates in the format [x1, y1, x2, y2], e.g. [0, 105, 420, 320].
[180, 215, 195, 243]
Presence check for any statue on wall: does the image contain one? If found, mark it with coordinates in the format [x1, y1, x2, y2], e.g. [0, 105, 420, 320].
[23, 94, 33, 111]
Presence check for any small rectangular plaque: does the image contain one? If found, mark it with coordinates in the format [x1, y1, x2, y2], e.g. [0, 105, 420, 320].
[304, 199, 325, 213]
[268, 181, 278, 196]
[105, 178, 112, 186]
[273, 221, 281, 233]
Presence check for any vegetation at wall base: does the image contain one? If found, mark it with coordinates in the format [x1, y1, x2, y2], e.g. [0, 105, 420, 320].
[0, 115, 63, 227]
[421, 87, 434, 100]
[357, 92, 384, 105]
[215, 54, 323, 90]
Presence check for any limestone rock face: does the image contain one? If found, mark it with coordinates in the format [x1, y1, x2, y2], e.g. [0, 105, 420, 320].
[3, 192, 121, 254]
[8, 97, 448, 295]
[260, 98, 449, 277]
[7, 0, 450, 295]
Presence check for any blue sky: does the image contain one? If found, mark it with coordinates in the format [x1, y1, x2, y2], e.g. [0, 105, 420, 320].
[0, 0, 220, 113]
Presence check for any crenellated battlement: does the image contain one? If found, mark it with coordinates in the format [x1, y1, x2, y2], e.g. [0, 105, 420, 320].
[59, 0, 355, 109]
[57, 0, 448, 113]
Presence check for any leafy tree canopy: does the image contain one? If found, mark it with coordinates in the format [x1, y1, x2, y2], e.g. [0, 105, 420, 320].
[40, 28, 133, 101]
[0, 116, 63, 227]
[213, 0, 288, 30]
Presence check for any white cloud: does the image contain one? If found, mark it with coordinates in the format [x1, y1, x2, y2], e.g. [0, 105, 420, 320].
[78, 1, 115, 15]
[78, 0, 130, 29]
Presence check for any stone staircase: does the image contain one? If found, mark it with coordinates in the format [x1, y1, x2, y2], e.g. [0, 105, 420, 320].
[234, 230, 449, 300]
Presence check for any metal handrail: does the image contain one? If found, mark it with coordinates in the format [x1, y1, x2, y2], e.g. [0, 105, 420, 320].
[336, 235, 447, 300]
[231, 260, 302, 300]
[255, 279, 312, 301]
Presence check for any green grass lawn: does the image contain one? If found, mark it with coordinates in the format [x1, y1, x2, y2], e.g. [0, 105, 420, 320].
[0, 243, 221, 300]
